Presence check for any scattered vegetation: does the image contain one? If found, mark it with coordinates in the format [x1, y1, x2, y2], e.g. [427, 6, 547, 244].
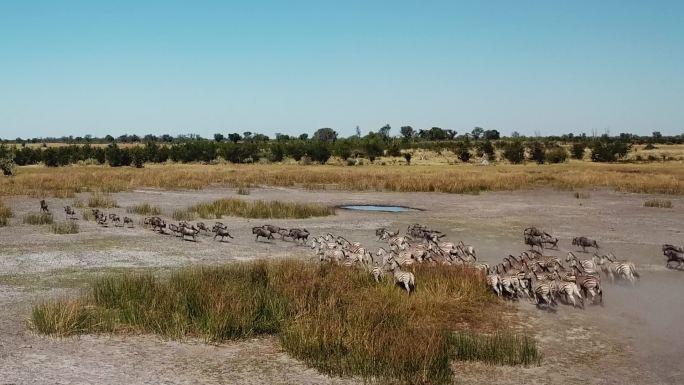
[126, 203, 161, 216]
[0, 200, 12, 226]
[88, 193, 118, 208]
[23, 213, 54, 225]
[171, 209, 197, 221]
[72, 198, 85, 208]
[573, 191, 590, 199]
[51, 221, 79, 234]
[644, 198, 673, 208]
[179, 198, 334, 219]
[30, 260, 537, 384]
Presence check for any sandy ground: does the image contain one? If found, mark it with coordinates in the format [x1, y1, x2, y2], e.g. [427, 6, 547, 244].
[1, 186, 683, 384]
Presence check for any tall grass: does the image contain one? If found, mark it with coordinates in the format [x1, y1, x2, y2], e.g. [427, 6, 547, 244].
[644, 198, 673, 208]
[180, 198, 334, 219]
[0, 200, 12, 226]
[236, 186, 251, 195]
[23, 212, 54, 225]
[51, 221, 79, 234]
[30, 261, 537, 384]
[3, 162, 684, 198]
[88, 193, 117, 208]
[126, 203, 161, 216]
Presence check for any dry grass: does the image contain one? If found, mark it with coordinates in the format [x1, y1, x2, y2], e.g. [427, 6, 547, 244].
[87, 193, 118, 208]
[644, 198, 673, 208]
[30, 260, 536, 384]
[178, 198, 334, 219]
[22, 212, 54, 225]
[126, 203, 161, 216]
[0, 200, 12, 226]
[2, 162, 683, 198]
[573, 191, 590, 199]
[51, 221, 79, 234]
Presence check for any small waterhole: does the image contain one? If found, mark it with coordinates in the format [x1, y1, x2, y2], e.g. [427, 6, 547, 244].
[339, 205, 420, 213]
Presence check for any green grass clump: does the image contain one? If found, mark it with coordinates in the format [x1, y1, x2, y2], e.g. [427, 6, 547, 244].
[0, 200, 12, 226]
[172, 209, 197, 221]
[51, 221, 79, 234]
[644, 198, 672, 208]
[179, 198, 334, 219]
[126, 203, 161, 216]
[30, 261, 538, 384]
[23, 212, 54, 225]
[88, 193, 118, 208]
[236, 187, 251, 195]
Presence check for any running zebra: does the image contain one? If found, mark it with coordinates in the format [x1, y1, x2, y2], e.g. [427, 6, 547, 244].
[388, 258, 416, 294]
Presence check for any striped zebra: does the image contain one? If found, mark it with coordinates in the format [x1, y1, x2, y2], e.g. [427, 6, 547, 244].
[388, 258, 416, 294]
[525, 271, 557, 310]
[571, 266, 603, 306]
[486, 274, 502, 297]
[596, 254, 639, 285]
[368, 264, 385, 282]
[565, 252, 599, 275]
[550, 279, 584, 308]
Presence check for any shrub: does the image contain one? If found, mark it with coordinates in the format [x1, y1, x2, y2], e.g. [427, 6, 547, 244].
[51, 221, 79, 234]
[0, 155, 16, 176]
[455, 142, 471, 163]
[403, 152, 412, 165]
[590, 141, 631, 162]
[573, 191, 590, 199]
[126, 203, 161, 216]
[502, 141, 525, 164]
[644, 143, 656, 150]
[571, 143, 586, 160]
[644, 199, 672, 208]
[30, 261, 538, 384]
[545, 147, 568, 163]
[23, 213, 54, 225]
[528, 141, 545, 164]
[88, 193, 118, 208]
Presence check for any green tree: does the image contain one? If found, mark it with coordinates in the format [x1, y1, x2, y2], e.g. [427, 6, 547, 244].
[400, 126, 414, 139]
[213, 133, 224, 142]
[471, 127, 485, 140]
[528, 141, 545, 164]
[503, 141, 525, 164]
[313, 127, 338, 143]
[571, 143, 586, 160]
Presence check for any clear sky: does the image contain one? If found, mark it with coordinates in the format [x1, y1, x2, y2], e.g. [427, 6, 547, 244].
[1, 0, 683, 139]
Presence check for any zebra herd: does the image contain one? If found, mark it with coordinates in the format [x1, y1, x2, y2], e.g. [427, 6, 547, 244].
[487, 227, 640, 311]
[307, 224, 482, 294]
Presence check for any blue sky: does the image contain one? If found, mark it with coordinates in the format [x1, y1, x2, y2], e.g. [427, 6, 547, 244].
[1, 0, 683, 138]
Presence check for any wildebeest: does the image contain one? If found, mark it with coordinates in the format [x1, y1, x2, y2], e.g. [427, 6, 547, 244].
[178, 224, 199, 241]
[572, 236, 599, 252]
[252, 226, 274, 241]
[663, 244, 684, 270]
[213, 223, 234, 242]
[525, 235, 545, 250]
[40, 200, 49, 213]
[123, 216, 134, 228]
[289, 228, 310, 244]
[146, 216, 166, 233]
[195, 222, 210, 234]
[63, 206, 76, 220]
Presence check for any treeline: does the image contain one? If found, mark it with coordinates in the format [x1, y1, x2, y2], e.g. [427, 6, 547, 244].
[0, 126, 678, 173]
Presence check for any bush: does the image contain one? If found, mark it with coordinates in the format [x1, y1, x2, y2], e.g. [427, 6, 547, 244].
[644, 143, 656, 150]
[23, 213, 54, 225]
[545, 147, 568, 163]
[571, 143, 586, 160]
[528, 141, 545, 164]
[0, 155, 16, 176]
[51, 221, 79, 234]
[179, 198, 334, 219]
[454, 142, 471, 162]
[403, 152, 412, 165]
[590, 141, 631, 162]
[30, 261, 538, 384]
[502, 141, 525, 164]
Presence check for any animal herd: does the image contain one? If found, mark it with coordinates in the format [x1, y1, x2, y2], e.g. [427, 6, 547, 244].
[32, 200, 683, 302]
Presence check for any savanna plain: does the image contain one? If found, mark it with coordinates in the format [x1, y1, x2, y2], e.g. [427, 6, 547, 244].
[1, 160, 683, 385]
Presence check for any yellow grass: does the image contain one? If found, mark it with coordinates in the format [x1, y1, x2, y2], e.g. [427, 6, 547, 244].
[1, 161, 683, 197]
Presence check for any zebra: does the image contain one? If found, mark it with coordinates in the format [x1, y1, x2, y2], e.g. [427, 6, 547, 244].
[486, 274, 503, 297]
[550, 278, 584, 308]
[596, 254, 639, 285]
[572, 236, 600, 252]
[40, 199, 49, 213]
[571, 266, 603, 306]
[525, 271, 557, 310]
[565, 252, 599, 275]
[388, 258, 416, 295]
[369, 264, 385, 282]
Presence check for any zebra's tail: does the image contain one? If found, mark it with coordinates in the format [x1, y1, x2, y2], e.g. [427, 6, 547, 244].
[631, 264, 640, 279]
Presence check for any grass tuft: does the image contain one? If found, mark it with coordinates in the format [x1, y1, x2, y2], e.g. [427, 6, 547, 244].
[573, 191, 590, 199]
[177, 198, 334, 219]
[172, 209, 197, 221]
[236, 187, 251, 195]
[88, 193, 118, 208]
[126, 203, 161, 216]
[644, 198, 673, 208]
[51, 221, 79, 234]
[30, 261, 537, 384]
[0, 200, 12, 226]
[23, 212, 54, 225]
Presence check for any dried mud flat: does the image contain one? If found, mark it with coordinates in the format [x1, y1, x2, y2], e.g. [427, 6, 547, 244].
[1, 187, 683, 384]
